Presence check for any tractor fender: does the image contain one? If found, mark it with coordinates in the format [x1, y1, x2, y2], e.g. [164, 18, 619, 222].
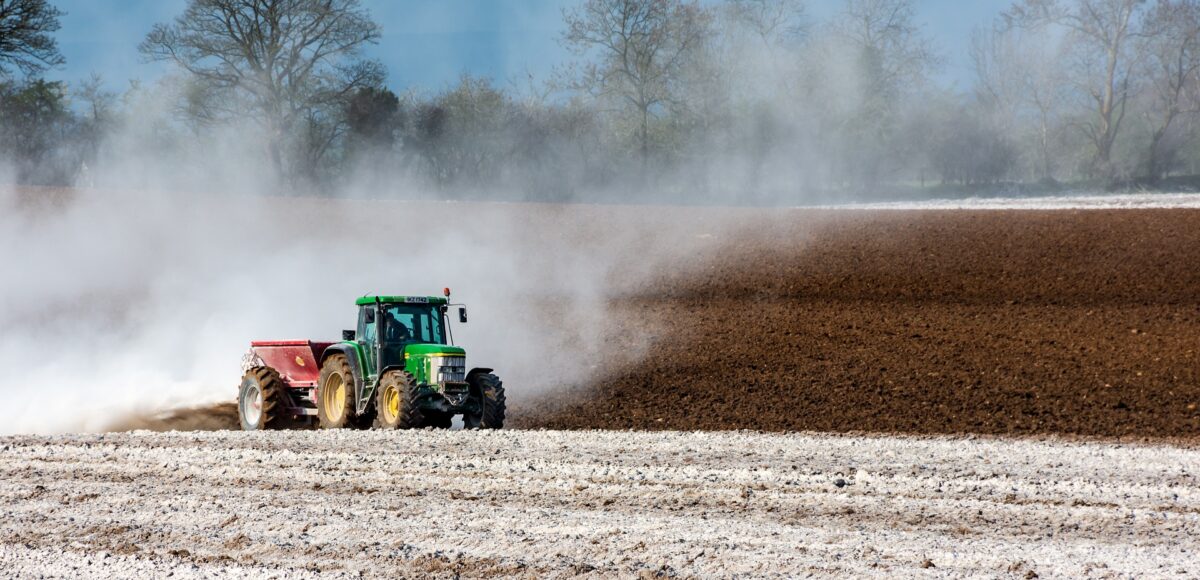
[465, 368, 500, 406]
[379, 364, 410, 376]
[466, 368, 495, 383]
[320, 343, 366, 407]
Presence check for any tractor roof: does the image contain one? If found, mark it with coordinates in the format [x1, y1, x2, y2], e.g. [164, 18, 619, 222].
[356, 295, 448, 306]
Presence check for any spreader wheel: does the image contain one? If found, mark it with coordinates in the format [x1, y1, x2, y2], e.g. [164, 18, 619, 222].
[373, 370, 424, 430]
[317, 354, 358, 429]
[463, 373, 506, 430]
[239, 367, 287, 431]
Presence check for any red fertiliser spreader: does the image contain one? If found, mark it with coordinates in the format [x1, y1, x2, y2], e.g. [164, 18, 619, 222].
[239, 341, 334, 427]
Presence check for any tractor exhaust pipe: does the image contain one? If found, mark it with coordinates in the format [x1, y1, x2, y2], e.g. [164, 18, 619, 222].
[375, 296, 385, 379]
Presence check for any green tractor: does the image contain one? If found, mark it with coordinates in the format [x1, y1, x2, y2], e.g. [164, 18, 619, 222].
[237, 291, 505, 430]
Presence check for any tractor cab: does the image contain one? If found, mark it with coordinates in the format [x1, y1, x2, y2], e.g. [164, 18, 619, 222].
[349, 295, 464, 386]
[357, 297, 447, 346]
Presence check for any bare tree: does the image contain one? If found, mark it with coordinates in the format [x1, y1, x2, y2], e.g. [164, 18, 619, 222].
[971, 26, 1026, 132]
[1138, 0, 1200, 180]
[1024, 41, 1072, 180]
[73, 74, 117, 168]
[0, 0, 64, 77]
[724, 0, 808, 52]
[75, 74, 116, 124]
[718, 0, 807, 97]
[562, 0, 714, 170]
[1006, 0, 1147, 180]
[140, 0, 383, 182]
[835, 0, 939, 98]
[929, 104, 1018, 186]
[832, 0, 939, 185]
[971, 25, 1071, 180]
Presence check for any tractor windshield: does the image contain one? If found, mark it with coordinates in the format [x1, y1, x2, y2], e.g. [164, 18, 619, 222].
[380, 303, 445, 345]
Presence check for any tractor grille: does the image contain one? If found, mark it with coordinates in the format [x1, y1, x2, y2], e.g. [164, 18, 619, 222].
[432, 356, 467, 385]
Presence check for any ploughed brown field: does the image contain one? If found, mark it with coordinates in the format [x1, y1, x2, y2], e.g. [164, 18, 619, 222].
[514, 209, 1200, 439]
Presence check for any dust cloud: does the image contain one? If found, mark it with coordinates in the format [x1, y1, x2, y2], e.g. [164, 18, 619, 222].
[0, 0, 912, 435]
[0, 173, 753, 434]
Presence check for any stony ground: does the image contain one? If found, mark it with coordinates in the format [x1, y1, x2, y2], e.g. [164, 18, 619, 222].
[1, 429, 1197, 578]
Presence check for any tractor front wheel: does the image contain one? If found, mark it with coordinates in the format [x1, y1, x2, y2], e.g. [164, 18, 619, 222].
[317, 355, 357, 429]
[373, 370, 424, 429]
[239, 367, 286, 431]
[463, 373, 506, 430]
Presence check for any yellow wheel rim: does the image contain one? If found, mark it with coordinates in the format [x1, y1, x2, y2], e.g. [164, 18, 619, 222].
[324, 374, 346, 420]
[384, 385, 400, 422]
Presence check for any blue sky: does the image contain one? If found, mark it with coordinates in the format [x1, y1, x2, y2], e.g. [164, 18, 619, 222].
[46, 0, 1010, 93]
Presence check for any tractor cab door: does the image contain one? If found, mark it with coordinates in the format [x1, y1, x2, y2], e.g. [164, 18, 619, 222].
[356, 305, 380, 383]
[378, 305, 413, 369]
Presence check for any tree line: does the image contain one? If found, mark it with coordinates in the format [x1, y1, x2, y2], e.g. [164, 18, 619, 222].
[1, 0, 1199, 201]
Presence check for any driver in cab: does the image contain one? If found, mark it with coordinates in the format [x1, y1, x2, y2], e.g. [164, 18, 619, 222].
[382, 311, 413, 343]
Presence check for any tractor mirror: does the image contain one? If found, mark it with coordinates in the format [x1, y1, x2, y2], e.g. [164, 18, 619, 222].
[342, 330, 356, 341]
[458, 307, 468, 323]
[364, 308, 375, 324]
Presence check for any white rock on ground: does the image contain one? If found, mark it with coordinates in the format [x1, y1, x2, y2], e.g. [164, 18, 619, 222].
[0, 429, 1197, 578]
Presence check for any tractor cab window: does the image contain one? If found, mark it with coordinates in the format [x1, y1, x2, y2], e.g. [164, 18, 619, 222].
[382, 311, 413, 342]
[358, 306, 377, 343]
[382, 304, 445, 345]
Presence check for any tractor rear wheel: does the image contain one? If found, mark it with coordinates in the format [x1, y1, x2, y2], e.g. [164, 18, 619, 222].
[463, 373, 506, 430]
[239, 367, 287, 431]
[317, 354, 358, 429]
[373, 370, 424, 429]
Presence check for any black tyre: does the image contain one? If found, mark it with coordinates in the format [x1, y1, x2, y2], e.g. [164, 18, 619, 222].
[317, 354, 359, 429]
[374, 370, 424, 429]
[238, 367, 287, 431]
[463, 373, 506, 430]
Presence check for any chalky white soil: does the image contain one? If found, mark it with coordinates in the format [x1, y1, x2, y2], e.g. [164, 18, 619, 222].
[822, 191, 1200, 210]
[1, 430, 1197, 578]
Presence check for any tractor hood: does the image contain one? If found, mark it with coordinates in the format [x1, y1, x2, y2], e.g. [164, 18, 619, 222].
[404, 344, 465, 357]
[402, 343, 468, 388]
